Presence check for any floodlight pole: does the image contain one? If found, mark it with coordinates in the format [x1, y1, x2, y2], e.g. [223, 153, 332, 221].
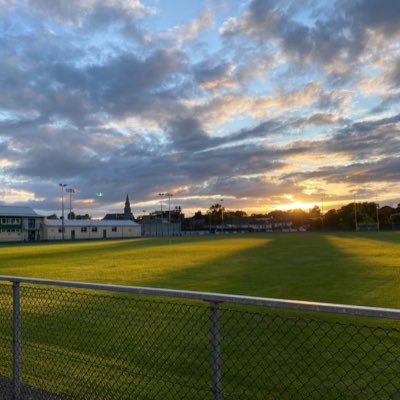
[354, 199, 358, 232]
[321, 197, 324, 230]
[159, 193, 165, 236]
[59, 184, 67, 240]
[220, 199, 224, 234]
[66, 188, 75, 220]
[165, 193, 173, 236]
[376, 196, 380, 233]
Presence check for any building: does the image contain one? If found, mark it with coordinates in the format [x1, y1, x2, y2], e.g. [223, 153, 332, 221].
[0, 205, 44, 242]
[224, 217, 273, 233]
[103, 194, 135, 221]
[42, 219, 141, 241]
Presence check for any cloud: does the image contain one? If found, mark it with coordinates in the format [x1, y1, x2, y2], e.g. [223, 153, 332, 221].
[387, 58, 400, 88]
[324, 114, 400, 159]
[9, 0, 153, 26]
[194, 61, 237, 90]
[0, 0, 400, 213]
[284, 157, 400, 186]
[173, 9, 214, 45]
[220, 0, 400, 80]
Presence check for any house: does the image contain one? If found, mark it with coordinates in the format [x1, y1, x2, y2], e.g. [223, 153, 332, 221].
[0, 205, 44, 242]
[42, 219, 141, 241]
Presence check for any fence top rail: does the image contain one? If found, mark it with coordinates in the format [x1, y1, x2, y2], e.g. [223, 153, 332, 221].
[0, 275, 399, 320]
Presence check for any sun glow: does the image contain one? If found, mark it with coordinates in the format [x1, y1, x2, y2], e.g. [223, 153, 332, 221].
[275, 201, 319, 211]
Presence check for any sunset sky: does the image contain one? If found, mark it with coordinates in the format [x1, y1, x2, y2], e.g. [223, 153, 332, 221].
[0, 0, 399, 217]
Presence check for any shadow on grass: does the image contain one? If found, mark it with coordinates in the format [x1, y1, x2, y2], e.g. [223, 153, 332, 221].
[129, 233, 400, 309]
[2, 234, 400, 399]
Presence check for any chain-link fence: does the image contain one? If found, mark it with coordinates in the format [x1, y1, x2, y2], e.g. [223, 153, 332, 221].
[0, 277, 400, 399]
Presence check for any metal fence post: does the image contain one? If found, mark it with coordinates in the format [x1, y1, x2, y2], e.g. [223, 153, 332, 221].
[210, 301, 222, 400]
[12, 282, 21, 400]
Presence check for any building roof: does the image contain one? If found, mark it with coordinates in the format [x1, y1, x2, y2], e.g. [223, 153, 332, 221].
[0, 205, 43, 217]
[44, 219, 140, 227]
[103, 213, 127, 220]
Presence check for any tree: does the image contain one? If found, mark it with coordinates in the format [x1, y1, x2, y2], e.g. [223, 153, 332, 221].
[193, 210, 204, 220]
[324, 209, 340, 229]
[309, 206, 321, 218]
[224, 210, 247, 220]
[390, 213, 400, 225]
[75, 214, 91, 220]
[208, 204, 225, 224]
[379, 206, 394, 226]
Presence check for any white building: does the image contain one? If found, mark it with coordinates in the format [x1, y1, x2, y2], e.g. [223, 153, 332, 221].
[42, 219, 141, 241]
[0, 206, 44, 242]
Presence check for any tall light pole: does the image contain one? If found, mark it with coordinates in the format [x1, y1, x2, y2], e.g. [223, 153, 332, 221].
[59, 183, 67, 240]
[376, 196, 380, 233]
[165, 193, 173, 236]
[158, 193, 164, 236]
[66, 188, 75, 220]
[321, 197, 324, 230]
[220, 199, 224, 234]
[354, 198, 358, 232]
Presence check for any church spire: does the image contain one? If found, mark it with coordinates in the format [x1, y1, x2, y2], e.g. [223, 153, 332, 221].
[124, 194, 132, 220]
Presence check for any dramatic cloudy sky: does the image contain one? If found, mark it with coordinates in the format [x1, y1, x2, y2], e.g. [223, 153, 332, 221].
[0, 0, 399, 216]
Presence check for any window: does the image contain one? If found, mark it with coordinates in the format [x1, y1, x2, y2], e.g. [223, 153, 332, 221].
[112, 227, 117, 232]
[92, 227, 98, 232]
[1, 218, 5, 224]
[81, 227, 88, 233]
[58, 228, 62, 233]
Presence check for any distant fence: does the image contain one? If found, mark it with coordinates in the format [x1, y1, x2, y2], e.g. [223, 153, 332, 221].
[141, 223, 182, 237]
[0, 276, 400, 399]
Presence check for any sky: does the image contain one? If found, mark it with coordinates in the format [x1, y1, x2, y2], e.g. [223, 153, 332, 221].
[0, 0, 399, 217]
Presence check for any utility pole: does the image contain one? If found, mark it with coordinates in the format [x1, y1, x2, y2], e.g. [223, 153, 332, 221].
[59, 184, 67, 240]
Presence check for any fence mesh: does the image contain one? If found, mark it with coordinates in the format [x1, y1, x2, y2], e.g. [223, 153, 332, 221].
[0, 283, 399, 399]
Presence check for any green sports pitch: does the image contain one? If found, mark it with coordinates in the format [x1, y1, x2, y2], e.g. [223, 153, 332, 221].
[1, 232, 400, 398]
[1, 231, 399, 307]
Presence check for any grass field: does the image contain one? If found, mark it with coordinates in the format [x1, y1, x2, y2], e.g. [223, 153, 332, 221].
[1, 231, 400, 307]
[1, 232, 400, 399]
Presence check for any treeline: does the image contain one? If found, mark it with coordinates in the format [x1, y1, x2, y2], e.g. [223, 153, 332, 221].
[186, 202, 400, 230]
[322, 202, 400, 230]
